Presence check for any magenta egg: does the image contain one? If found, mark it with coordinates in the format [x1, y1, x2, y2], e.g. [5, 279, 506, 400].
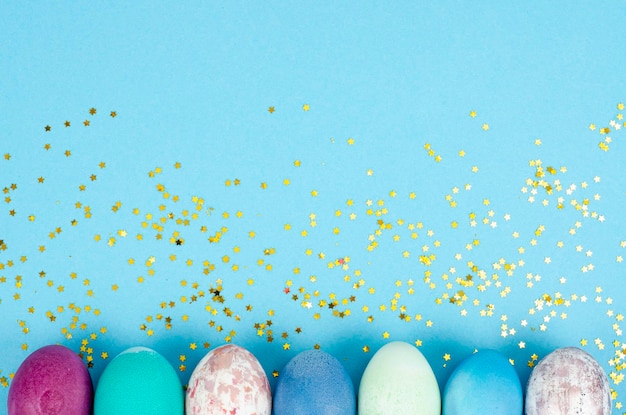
[7, 344, 93, 415]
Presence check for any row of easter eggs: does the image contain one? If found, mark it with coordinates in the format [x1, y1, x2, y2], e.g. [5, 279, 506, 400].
[7, 341, 611, 415]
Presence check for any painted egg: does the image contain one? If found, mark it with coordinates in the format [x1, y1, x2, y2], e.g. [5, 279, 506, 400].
[186, 344, 271, 415]
[442, 349, 522, 415]
[358, 341, 440, 415]
[525, 347, 611, 415]
[94, 346, 183, 415]
[273, 349, 356, 415]
[7, 344, 93, 415]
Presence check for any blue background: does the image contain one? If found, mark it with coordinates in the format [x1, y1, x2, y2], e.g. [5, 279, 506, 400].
[2, 1, 626, 412]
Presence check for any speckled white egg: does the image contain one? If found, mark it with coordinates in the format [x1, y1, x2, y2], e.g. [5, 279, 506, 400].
[186, 344, 271, 415]
[525, 347, 611, 415]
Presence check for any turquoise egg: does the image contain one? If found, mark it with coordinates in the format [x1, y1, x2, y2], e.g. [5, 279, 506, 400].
[273, 349, 356, 415]
[358, 341, 440, 415]
[94, 346, 183, 415]
[442, 349, 522, 415]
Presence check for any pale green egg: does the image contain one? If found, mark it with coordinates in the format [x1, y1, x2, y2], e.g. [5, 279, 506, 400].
[94, 347, 183, 415]
[358, 341, 440, 415]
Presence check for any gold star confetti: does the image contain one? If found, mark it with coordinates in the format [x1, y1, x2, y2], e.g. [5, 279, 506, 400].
[1, 101, 625, 407]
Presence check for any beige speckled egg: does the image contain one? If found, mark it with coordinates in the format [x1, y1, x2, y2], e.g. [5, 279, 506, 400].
[525, 347, 610, 415]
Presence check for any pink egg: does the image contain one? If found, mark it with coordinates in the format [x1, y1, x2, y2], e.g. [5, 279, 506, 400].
[525, 347, 611, 415]
[7, 344, 93, 415]
[186, 344, 271, 415]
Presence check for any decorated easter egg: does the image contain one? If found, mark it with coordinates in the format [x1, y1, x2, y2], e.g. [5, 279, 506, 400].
[358, 341, 440, 415]
[186, 344, 271, 415]
[94, 346, 183, 414]
[7, 344, 93, 415]
[525, 347, 611, 415]
[273, 349, 356, 415]
[442, 349, 522, 415]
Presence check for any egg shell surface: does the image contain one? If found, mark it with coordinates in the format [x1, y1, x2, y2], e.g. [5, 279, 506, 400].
[358, 341, 440, 415]
[442, 349, 522, 415]
[7, 344, 93, 415]
[93, 346, 183, 415]
[525, 347, 611, 415]
[186, 343, 272, 415]
[272, 349, 356, 415]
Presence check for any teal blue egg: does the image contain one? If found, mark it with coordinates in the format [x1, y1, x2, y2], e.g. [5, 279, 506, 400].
[94, 346, 183, 415]
[442, 349, 522, 415]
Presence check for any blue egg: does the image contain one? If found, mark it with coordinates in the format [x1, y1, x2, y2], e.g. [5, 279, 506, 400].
[442, 349, 522, 415]
[273, 349, 356, 415]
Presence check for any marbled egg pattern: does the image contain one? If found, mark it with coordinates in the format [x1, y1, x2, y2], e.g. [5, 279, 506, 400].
[525, 347, 611, 415]
[186, 344, 271, 415]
